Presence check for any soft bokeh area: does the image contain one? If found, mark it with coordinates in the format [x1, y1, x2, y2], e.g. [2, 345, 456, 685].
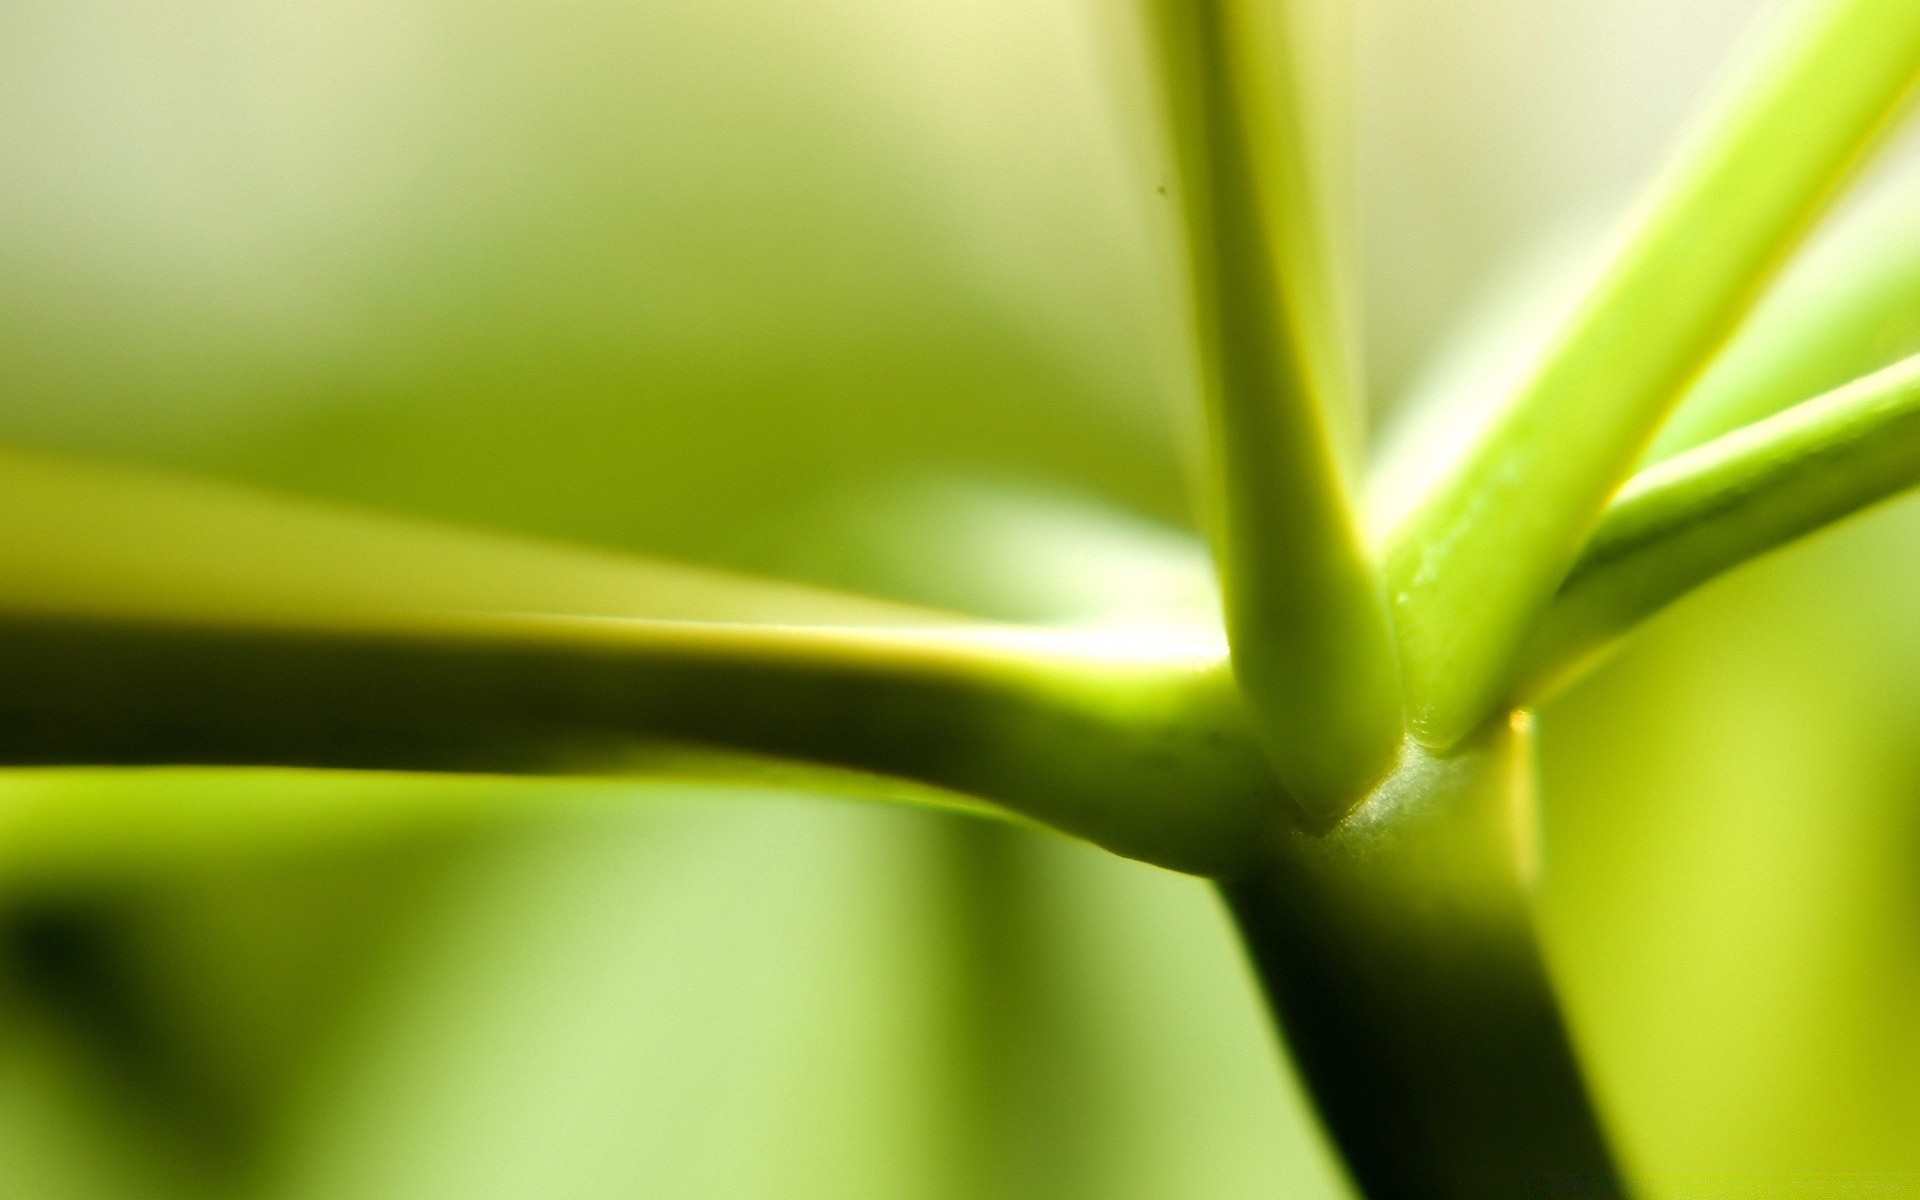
[3, 0, 1919, 1196]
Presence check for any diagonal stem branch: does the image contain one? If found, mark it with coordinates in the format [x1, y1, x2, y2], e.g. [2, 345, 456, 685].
[1515, 351, 1920, 699]
[1644, 167, 1920, 463]
[1383, 0, 1920, 749]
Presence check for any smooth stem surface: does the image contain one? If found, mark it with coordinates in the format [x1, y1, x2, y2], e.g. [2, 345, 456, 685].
[1645, 169, 1920, 462]
[1383, 0, 1920, 750]
[0, 445, 1283, 876]
[1223, 716, 1621, 1198]
[1517, 351, 1920, 699]
[0, 609, 1280, 877]
[1149, 0, 1401, 822]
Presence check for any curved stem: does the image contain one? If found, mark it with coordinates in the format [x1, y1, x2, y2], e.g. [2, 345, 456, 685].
[0, 445, 1284, 876]
[1517, 351, 1920, 699]
[0, 610, 1281, 879]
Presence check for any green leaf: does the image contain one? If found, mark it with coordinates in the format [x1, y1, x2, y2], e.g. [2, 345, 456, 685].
[1382, 0, 1920, 749]
[1515, 351, 1920, 699]
[1145, 0, 1401, 821]
[0, 449, 1281, 877]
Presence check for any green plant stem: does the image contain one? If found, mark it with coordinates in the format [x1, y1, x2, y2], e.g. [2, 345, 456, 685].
[1516, 351, 1920, 699]
[1148, 0, 1401, 822]
[1646, 167, 1920, 462]
[0, 609, 1278, 877]
[0, 445, 1283, 875]
[1383, 0, 1920, 750]
[1222, 716, 1621, 1198]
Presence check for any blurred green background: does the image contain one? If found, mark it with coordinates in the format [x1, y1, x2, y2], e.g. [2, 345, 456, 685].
[2, 0, 1919, 1195]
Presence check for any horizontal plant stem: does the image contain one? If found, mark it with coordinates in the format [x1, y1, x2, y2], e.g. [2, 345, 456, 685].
[0, 445, 1284, 876]
[0, 608, 1282, 879]
[1150, 0, 1401, 821]
[1383, 0, 1920, 749]
[1516, 352, 1920, 698]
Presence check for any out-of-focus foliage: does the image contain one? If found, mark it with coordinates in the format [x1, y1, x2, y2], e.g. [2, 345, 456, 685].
[0, 0, 1192, 552]
[1540, 498, 1920, 1187]
[5, 0, 1920, 1196]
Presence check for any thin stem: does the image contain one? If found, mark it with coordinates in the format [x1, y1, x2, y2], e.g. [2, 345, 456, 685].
[0, 447, 1281, 877]
[1515, 351, 1920, 699]
[1383, 0, 1920, 749]
[1148, 0, 1401, 822]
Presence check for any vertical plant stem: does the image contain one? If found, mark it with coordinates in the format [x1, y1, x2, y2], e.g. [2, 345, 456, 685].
[1147, 0, 1401, 823]
[1220, 717, 1623, 1198]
